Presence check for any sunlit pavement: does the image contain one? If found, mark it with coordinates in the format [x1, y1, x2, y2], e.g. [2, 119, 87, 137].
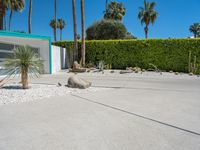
[0, 71, 200, 150]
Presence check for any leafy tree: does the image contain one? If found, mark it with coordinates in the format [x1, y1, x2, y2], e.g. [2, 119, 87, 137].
[7, 0, 25, 31]
[104, 1, 126, 21]
[58, 18, 66, 41]
[50, 19, 59, 41]
[86, 19, 127, 40]
[2, 46, 43, 89]
[189, 23, 200, 38]
[125, 32, 137, 39]
[138, 0, 158, 39]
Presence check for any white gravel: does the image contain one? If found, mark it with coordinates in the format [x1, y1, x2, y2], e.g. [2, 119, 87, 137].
[0, 83, 109, 106]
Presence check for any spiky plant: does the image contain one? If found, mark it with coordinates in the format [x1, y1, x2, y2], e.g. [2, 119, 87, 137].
[2, 46, 43, 89]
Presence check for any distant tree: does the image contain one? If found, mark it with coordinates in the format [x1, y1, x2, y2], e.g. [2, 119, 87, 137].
[104, 1, 126, 21]
[86, 20, 127, 40]
[58, 19, 66, 41]
[138, 0, 158, 39]
[189, 23, 200, 38]
[50, 19, 59, 41]
[8, 0, 25, 31]
[77, 34, 81, 40]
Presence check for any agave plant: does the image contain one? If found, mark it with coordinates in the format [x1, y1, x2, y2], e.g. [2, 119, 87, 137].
[1, 45, 43, 89]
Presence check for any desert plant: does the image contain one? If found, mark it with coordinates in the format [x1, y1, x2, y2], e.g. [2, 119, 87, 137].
[1, 46, 43, 89]
[188, 51, 198, 74]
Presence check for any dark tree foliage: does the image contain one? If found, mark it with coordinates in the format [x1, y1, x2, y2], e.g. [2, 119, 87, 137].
[86, 19, 127, 40]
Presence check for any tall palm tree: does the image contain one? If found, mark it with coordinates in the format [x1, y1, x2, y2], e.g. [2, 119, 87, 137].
[8, 0, 25, 31]
[2, 46, 43, 89]
[0, 0, 10, 30]
[138, 0, 158, 39]
[58, 18, 66, 41]
[80, 0, 85, 66]
[28, 0, 32, 33]
[54, 0, 57, 41]
[189, 23, 200, 38]
[50, 19, 58, 40]
[72, 0, 78, 62]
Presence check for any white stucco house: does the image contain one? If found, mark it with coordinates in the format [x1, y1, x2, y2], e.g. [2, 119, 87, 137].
[0, 31, 67, 75]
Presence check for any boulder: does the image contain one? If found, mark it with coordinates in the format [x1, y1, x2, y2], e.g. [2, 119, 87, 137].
[67, 76, 92, 89]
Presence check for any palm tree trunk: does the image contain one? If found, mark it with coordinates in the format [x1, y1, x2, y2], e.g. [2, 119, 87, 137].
[28, 0, 32, 34]
[81, 0, 85, 66]
[144, 25, 148, 39]
[0, 1, 3, 30]
[8, 9, 13, 31]
[21, 67, 28, 89]
[60, 29, 62, 41]
[3, 12, 6, 30]
[72, 0, 78, 62]
[54, 0, 57, 41]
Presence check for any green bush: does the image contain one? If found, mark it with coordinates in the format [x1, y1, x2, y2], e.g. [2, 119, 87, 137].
[53, 39, 200, 73]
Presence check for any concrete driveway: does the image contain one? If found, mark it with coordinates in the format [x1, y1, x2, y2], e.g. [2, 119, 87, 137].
[0, 72, 200, 150]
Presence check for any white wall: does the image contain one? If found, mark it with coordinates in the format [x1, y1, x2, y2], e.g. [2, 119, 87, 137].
[51, 46, 67, 74]
[0, 36, 50, 74]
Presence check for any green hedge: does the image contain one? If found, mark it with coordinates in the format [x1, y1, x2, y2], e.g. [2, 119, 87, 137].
[53, 39, 200, 73]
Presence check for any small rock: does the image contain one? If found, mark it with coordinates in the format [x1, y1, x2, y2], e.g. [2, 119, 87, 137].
[110, 70, 115, 73]
[120, 70, 133, 74]
[175, 72, 179, 75]
[142, 69, 146, 72]
[57, 82, 62, 87]
[169, 70, 173, 73]
[189, 72, 193, 76]
[67, 76, 92, 89]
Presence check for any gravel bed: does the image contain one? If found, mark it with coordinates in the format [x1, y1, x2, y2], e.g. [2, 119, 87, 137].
[0, 83, 108, 106]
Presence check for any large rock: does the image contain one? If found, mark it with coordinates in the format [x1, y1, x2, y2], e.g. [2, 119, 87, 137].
[67, 76, 92, 89]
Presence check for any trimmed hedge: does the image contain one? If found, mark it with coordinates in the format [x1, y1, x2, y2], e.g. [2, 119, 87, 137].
[53, 39, 200, 73]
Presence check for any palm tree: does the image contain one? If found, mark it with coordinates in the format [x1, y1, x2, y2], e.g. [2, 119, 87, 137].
[54, 0, 57, 41]
[138, 0, 158, 39]
[189, 23, 200, 38]
[2, 46, 43, 89]
[8, 0, 25, 31]
[80, 0, 85, 66]
[72, 0, 78, 61]
[50, 19, 58, 41]
[0, 0, 10, 30]
[28, 0, 32, 33]
[104, 1, 126, 21]
[58, 18, 66, 41]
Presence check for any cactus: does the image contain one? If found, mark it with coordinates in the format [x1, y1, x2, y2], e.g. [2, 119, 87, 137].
[188, 51, 191, 73]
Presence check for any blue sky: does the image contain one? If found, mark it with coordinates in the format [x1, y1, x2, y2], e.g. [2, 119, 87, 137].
[6, 0, 200, 40]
